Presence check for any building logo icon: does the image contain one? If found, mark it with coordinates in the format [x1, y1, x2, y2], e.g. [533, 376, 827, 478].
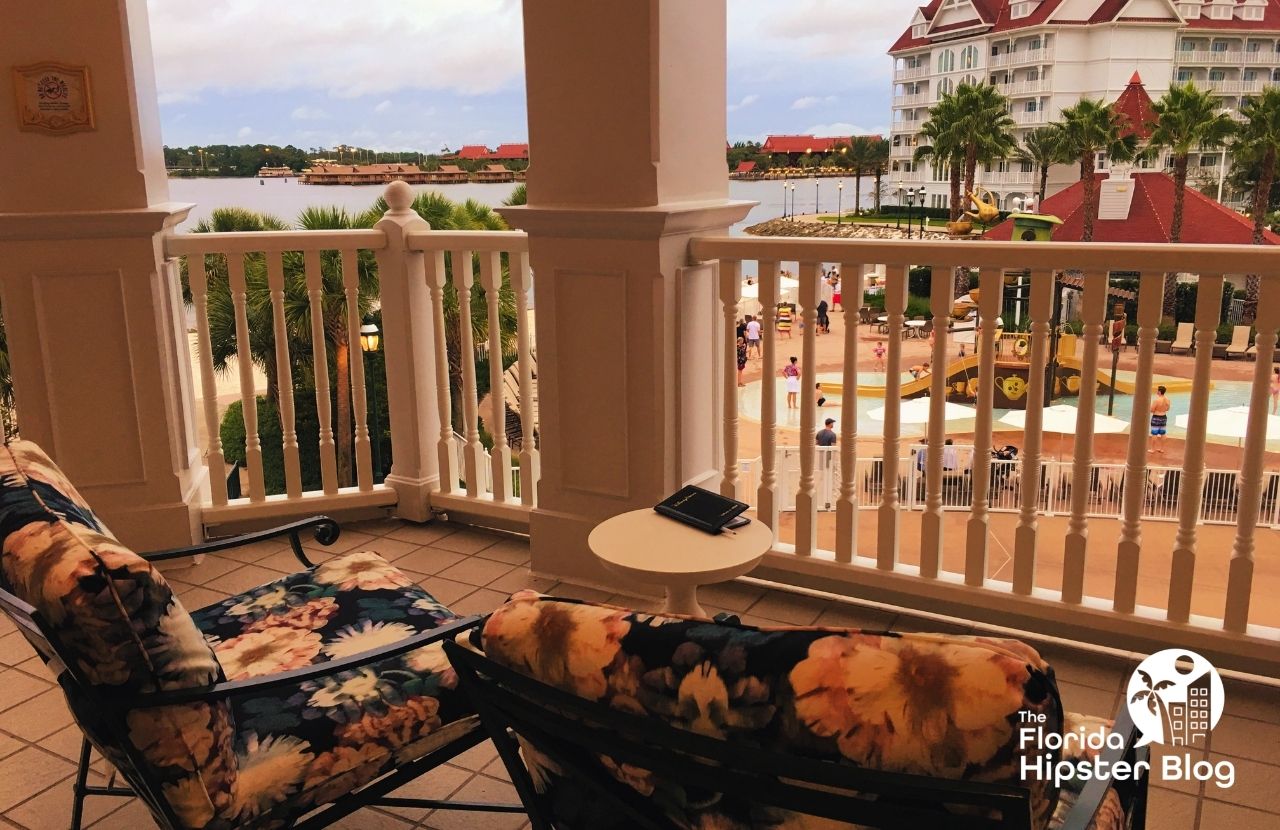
[1127, 649, 1224, 747]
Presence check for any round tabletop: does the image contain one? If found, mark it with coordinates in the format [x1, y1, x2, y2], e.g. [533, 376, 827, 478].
[905, 320, 927, 327]
[588, 508, 772, 585]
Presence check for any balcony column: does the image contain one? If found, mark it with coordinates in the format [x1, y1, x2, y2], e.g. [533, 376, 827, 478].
[0, 0, 206, 548]
[499, 0, 752, 587]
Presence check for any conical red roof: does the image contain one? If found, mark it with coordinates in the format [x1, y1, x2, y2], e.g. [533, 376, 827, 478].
[1113, 72, 1157, 141]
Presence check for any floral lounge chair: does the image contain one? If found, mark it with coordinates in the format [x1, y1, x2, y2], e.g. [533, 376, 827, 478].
[446, 592, 1148, 830]
[0, 440, 522, 829]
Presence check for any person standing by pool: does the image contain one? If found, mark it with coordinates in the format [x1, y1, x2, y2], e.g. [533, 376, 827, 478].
[783, 356, 801, 409]
[736, 336, 748, 387]
[1272, 367, 1280, 414]
[776, 303, 794, 338]
[816, 418, 837, 447]
[1150, 385, 1171, 454]
[745, 315, 762, 359]
[873, 341, 886, 372]
[816, 298, 830, 334]
[815, 382, 826, 407]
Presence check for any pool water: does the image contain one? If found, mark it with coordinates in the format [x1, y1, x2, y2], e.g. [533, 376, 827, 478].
[739, 374, 1276, 450]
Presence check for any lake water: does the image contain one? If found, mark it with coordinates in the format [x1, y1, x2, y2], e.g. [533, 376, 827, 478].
[168, 176, 877, 236]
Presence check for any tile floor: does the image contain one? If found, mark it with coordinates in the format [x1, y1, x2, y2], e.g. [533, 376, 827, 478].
[0, 518, 1276, 829]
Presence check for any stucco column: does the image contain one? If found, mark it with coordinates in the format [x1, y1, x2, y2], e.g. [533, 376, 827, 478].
[499, 0, 752, 587]
[0, 0, 206, 548]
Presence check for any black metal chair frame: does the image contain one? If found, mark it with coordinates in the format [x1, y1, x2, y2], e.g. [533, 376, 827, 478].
[0, 516, 524, 829]
[445, 639, 1148, 830]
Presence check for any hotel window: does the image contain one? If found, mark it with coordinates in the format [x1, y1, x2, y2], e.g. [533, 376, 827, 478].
[938, 77, 954, 96]
[1209, 69, 1226, 80]
[1211, 4, 1232, 19]
[1026, 100, 1039, 112]
[961, 45, 979, 69]
[913, 24, 928, 38]
[1202, 155, 1220, 167]
[1029, 36, 1042, 51]
[960, 74, 978, 87]
[1011, 1, 1031, 19]
[1177, 69, 1193, 81]
[1180, 3, 1200, 18]
[1249, 41, 1262, 52]
[1027, 68, 1040, 81]
[1211, 41, 1228, 52]
[940, 49, 956, 72]
[1179, 40, 1196, 51]
[1243, 6, 1264, 20]
[1245, 70, 1258, 82]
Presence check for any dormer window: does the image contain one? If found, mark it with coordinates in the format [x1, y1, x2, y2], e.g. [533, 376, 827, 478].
[1241, 6, 1264, 20]
[1180, 3, 1200, 18]
[913, 24, 927, 38]
[1211, 4, 1232, 20]
[1011, 1, 1033, 19]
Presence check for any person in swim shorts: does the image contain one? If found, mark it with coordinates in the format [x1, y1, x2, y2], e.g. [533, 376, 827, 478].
[1150, 385, 1170, 454]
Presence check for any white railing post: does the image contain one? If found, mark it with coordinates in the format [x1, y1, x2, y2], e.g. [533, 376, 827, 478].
[266, 252, 303, 499]
[512, 251, 540, 505]
[189, 253, 229, 506]
[878, 266, 908, 569]
[1225, 281, 1280, 632]
[373, 181, 444, 520]
[757, 261, 781, 536]
[835, 260, 862, 563]
[719, 260, 742, 499]
[965, 268, 1001, 586]
[794, 261, 820, 555]
[920, 261, 952, 578]
[342, 249, 375, 492]
[1169, 274, 1224, 622]
[1013, 269, 1053, 594]
[228, 253, 267, 501]
[479, 250, 513, 502]
[1062, 270, 1107, 604]
[1114, 272, 1165, 614]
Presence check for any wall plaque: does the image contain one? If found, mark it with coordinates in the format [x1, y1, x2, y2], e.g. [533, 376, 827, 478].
[12, 62, 94, 134]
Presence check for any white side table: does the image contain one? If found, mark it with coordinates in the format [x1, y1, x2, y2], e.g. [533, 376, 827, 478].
[587, 508, 773, 617]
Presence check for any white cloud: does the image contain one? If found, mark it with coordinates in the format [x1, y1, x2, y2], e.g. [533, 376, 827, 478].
[147, 0, 525, 101]
[374, 99, 393, 113]
[804, 121, 879, 137]
[157, 91, 199, 105]
[237, 126, 253, 138]
[791, 95, 836, 110]
[727, 94, 759, 113]
[290, 105, 329, 120]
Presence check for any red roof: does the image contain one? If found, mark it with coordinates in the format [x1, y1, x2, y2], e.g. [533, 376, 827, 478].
[1185, 0, 1280, 31]
[1113, 72, 1158, 141]
[490, 143, 529, 160]
[455, 144, 493, 160]
[983, 171, 1280, 244]
[761, 134, 882, 154]
[734, 160, 757, 173]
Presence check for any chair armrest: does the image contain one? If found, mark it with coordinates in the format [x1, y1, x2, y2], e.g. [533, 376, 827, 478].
[140, 515, 340, 569]
[120, 614, 484, 710]
[1056, 706, 1148, 830]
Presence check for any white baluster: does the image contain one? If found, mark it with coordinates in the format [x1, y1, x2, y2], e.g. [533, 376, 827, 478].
[451, 249, 486, 497]
[1013, 269, 1054, 594]
[304, 249, 339, 495]
[1062, 270, 1107, 604]
[228, 253, 266, 500]
[720, 259, 743, 499]
[1113, 272, 1164, 614]
[342, 249, 374, 492]
[512, 250, 539, 505]
[835, 261, 861, 564]
[757, 261, 780, 537]
[965, 268, 1001, 586]
[479, 250, 513, 502]
[266, 251, 302, 498]
[1168, 274, 1224, 622]
[426, 250, 460, 493]
[920, 262, 952, 578]
[1225, 278, 1280, 632]
[794, 262, 820, 556]
[189, 253, 229, 505]
[878, 266, 908, 569]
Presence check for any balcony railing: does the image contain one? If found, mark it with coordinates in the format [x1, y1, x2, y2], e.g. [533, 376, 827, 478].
[689, 234, 1280, 676]
[890, 144, 916, 158]
[1205, 79, 1266, 94]
[894, 65, 929, 81]
[892, 93, 929, 107]
[1013, 110, 1047, 125]
[163, 208, 539, 534]
[996, 79, 1047, 96]
[1175, 49, 1280, 65]
[990, 47, 1053, 68]
[979, 170, 1035, 186]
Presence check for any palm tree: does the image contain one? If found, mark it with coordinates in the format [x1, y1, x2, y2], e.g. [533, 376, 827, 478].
[845, 136, 878, 216]
[504, 183, 527, 206]
[1148, 82, 1237, 317]
[1231, 86, 1280, 323]
[951, 83, 1017, 207]
[1018, 125, 1065, 205]
[1129, 669, 1176, 744]
[869, 138, 891, 212]
[915, 93, 965, 222]
[1057, 99, 1139, 241]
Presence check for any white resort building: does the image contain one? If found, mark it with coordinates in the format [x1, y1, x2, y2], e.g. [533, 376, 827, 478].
[889, 0, 1280, 209]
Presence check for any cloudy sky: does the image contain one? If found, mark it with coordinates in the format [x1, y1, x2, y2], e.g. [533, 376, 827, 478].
[148, 0, 904, 150]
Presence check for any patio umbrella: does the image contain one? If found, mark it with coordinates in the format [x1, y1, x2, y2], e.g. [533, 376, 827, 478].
[999, 404, 1129, 458]
[1174, 405, 1280, 444]
[868, 397, 978, 425]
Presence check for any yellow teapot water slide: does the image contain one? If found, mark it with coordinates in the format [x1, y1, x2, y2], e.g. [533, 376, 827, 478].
[964, 187, 1001, 225]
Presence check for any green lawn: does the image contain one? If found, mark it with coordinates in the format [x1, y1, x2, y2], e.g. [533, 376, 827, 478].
[816, 213, 950, 228]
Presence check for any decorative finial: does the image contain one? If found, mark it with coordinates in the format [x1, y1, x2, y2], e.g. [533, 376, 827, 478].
[384, 180, 414, 212]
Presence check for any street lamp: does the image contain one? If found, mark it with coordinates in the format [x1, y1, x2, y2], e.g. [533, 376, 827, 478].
[837, 179, 844, 227]
[904, 187, 917, 239]
[815, 178, 820, 216]
[918, 185, 928, 236]
[782, 180, 789, 219]
[359, 323, 384, 480]
[790, 182, 797, 221]
[895, 180, 904, 229]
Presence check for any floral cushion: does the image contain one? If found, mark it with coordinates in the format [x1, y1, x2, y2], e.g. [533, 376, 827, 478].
[481, 593, 1087, 830]
[183, 550, 479, 828]
[0, 441, 237, 827]
[1047, 714, 1131, 830]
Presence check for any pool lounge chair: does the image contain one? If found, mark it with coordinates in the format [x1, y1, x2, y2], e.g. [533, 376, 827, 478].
[1169, 322, 1194, 355]
[1224, 325, 1254, 359]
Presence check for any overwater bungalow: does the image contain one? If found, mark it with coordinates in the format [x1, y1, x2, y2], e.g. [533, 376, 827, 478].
[424, 164, 470, 184]
[471, 164, 516, 183]
[300, 163, 433, 185]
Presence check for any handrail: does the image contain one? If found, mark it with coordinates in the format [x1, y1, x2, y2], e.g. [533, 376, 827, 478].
[165, 228, 387, 255]
[405, 229, 528, 253]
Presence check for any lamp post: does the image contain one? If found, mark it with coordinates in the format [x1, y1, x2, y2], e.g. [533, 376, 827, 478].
[359, 323, 384, 480]
[837, 180, 844, 227]
[895, 180, 904, 229]
[815, 178, 820, 216]
[790, 182, 797, 221]
[782, 180, 789, 219]
[919, 185, 928, 236]
[1107, 302, 1126, 416]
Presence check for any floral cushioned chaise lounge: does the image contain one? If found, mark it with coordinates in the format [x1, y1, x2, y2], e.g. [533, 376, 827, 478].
[0, 441, 513, 829]
[462, 591, 1147, 830]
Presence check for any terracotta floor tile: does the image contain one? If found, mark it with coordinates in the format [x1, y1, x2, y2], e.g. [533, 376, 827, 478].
[698, 580, 768, 612]
[381, 764, 473, 821]
[1203, 754, 1280, 814]
[1056, 680, 1120, 721]
[475, 539, 532, 566]
[430, 529, 503, 555]
[416, 577, 482, 607]
[436, 557, 518, 589]
[449, 589, 513, 617]
[200, 563, 285, 595]
[385, 522, 458, 546]
[1143, 788, 1199, 830]
[544, 582, 615, 604]
[1198, 800, 1280, 830]
[395, 547, 467, 577]
[0, 689, 72, 742]
[85, 796, 153, 829]
[156, 554, 242, 584]
[813, 600, 898, 631]
[0, 748, 74, 812]
[486, 568, 556, 595]
[1209, 715, 1280, 764]
[0, 634, 34, 668]
[0, 670, 50, 713]
[423, 775, 525, 830]
[4, 773, 119, 830]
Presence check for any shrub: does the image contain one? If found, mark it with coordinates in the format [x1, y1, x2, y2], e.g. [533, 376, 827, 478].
[905, 296, 932, 319]
[908, 266, 932, 297]
[220, 393, 323, 495]
[863, 292, 886, 311]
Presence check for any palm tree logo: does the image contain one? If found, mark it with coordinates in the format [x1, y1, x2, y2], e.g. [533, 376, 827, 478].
[1130, 669, 1176, 744]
